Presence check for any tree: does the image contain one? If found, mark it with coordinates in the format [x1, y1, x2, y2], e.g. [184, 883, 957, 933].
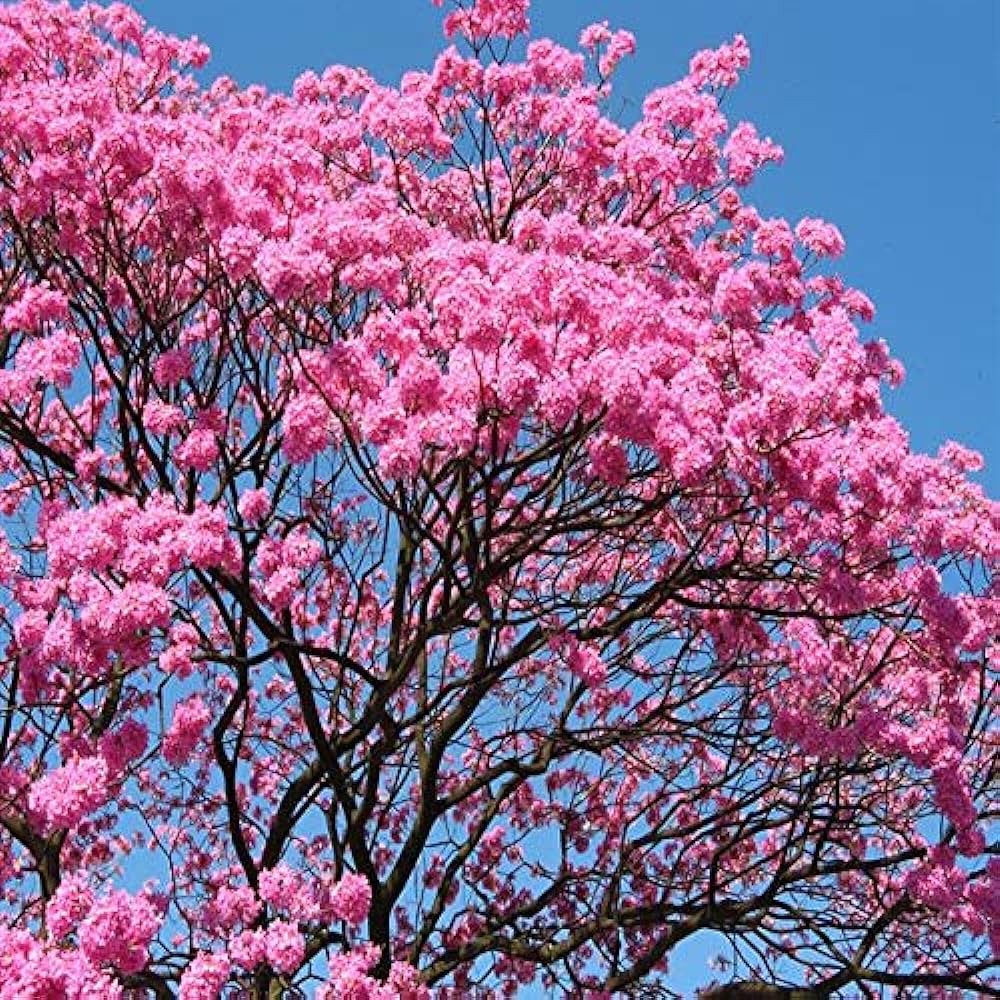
[0, 0, 994, 995]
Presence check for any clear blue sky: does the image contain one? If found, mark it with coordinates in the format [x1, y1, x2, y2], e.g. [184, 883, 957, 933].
[126, 1, 996, 993]
[133, 0, 998, 497]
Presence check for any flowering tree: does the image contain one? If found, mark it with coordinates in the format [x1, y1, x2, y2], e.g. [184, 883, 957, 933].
[0, 0, 994, 995]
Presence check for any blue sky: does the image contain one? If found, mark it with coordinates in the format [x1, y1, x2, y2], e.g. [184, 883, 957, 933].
[124, 1, 996, 993]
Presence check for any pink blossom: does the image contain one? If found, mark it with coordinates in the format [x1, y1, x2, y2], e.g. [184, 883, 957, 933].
[724, 121, 783, 185]
[713, 268, 757, 321]
[78, 889, 162, 974]
[795, 216, 846, 257]
[263, 920, 305, 974]
[15, 329, 80, 388]
[175, 428, 219, 471]
[0, 536, 21, 585]
[262, 566, 300, 611]
[0, 927, 124, 999]
[689, 34, 751, 88]
[99, 718, 149, 773]
[438, 0, 529, 40]
[282, 393, 329, 463]
[0, 0, 990, 993]
[258, 864, 309, 912]
[1, 283, 69, 331]
[28, 755, 110, 830]
[73, 447, 105, 484]
[144, 399, 186, 435]
[46, 874, 95, 940]
[579, 22, 636, 78]
[178, 952, 230, 1000]
[238, 487, 271, 522]
[163, 695, 212, 766]
[205, 884, 261, 932]
[328, 873, 372, 926]
[229, 928, 267, 970]
[566, 642, 608, 688]
[154, 348, 193, 386]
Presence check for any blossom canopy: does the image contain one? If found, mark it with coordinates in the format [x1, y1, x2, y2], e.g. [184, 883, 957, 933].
[0, 0, 994, 996]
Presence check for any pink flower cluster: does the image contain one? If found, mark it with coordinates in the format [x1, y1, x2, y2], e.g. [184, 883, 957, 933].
[0, 926, 123, 999]
[435, 0, 529, 41]
[163, 694, 213, 766]
[579, 21, 636, 78]
[28, 755, 110, 830]
[44, 876, 162, 975]
[318, 946, 429, 1000]
[259, 866, 372, 926]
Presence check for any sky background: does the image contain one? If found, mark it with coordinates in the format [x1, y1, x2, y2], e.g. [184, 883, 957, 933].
[125, 0, 996, 993]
